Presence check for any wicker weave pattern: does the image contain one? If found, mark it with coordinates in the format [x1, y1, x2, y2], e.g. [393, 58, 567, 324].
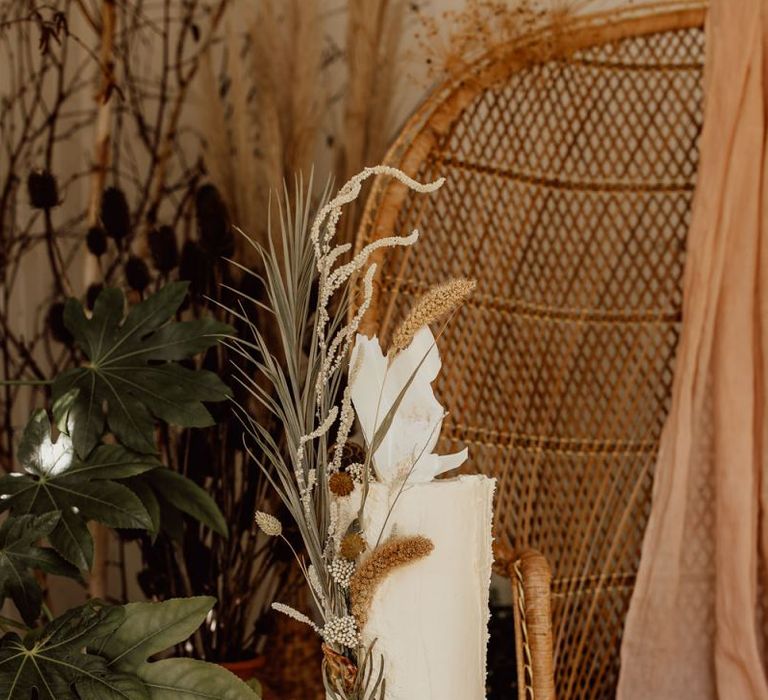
[357, 8, 706, 698]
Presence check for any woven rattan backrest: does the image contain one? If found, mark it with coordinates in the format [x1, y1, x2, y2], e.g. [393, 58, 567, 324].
[356, 5, 706, 698]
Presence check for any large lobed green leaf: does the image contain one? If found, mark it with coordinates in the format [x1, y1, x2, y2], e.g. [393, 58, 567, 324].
[52, 282, 232, 457]
[0, 513, 78, 625]
[0, 412, 158, 570]
[0, 600, 138, 700]
[140, 468, 228, 538]
[96, 597, 259, 700]
[0, 598, 261, 699]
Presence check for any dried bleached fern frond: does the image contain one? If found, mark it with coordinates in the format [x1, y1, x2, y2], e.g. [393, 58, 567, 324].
[349, 535, 434, 627]
[389, 277, 477, 354]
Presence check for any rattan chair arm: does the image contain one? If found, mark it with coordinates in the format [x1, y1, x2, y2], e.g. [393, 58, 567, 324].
[510, 548, 556, 700]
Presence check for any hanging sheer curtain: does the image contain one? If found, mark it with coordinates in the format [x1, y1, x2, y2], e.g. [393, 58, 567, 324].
[618, 1, 768, 697]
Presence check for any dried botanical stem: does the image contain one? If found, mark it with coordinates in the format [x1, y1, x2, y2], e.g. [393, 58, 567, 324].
[86, 0, 116, 229]
[338, 0, 408, 244]
[349, 535, 433, 628]
[136, 0, 229, 256]
[389, 278, 476, 354]
[86, 3, 118, 601]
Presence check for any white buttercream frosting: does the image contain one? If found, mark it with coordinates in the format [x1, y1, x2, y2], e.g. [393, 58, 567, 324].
[356, 475, 495, 700]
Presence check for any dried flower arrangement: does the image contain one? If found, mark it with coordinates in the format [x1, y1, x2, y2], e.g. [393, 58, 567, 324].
[226, 164, 482, 698]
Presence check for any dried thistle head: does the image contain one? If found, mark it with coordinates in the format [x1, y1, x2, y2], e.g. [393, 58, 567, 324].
[349, 535, 434, 628]
[329, 471, 355, 497]
[389, 278, 476, 354]
[340, 533, 367, 560]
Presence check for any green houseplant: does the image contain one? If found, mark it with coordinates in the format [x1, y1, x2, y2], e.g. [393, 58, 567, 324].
[0, 282, 262, 699]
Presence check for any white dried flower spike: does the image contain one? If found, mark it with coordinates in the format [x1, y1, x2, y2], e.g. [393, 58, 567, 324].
[347, 462, 369, 483]
[272, 602, 321, 634]
[254, 511, 283, 537]
[323, 615, 360, 648]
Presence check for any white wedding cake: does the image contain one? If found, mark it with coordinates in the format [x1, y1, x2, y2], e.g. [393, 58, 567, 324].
[359, 476, 494, 700]
[347, 327, 495, 700]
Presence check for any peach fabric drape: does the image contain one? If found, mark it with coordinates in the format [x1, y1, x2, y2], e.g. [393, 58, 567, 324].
[618, 2, 768, 698]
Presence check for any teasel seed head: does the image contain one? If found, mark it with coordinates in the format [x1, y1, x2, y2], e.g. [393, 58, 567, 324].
[100, 187, 131, 243]
[329, 471, 355, 497]
[148, 225, 179, 272]
[179, 240, 210, 297]
[86, 283, 103, 311]
[86, 226, 108, 257]
[124, 256, 151, 292]
[27, 170, 59, 209]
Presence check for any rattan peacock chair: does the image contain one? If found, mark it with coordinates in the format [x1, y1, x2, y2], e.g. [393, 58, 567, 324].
[355, 3, 708, 698]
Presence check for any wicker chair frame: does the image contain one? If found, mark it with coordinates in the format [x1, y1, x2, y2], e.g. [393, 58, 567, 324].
[356, 3, 707, 698]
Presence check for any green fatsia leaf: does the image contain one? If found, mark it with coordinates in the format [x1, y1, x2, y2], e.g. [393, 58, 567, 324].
[0, 413, 152, 569]
[93, 598, 259, 700]
[0, 513, 78, 625]
[0, 600, 142, 700]
[138, 659, 258, 699]
[97, 597, 215, 672]
[52, 282, 232, 457]
[67, 444, 161, 480]
[142, 469, 227, 537]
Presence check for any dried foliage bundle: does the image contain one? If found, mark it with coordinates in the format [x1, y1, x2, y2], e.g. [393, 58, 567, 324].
[199, 0, 326, 267]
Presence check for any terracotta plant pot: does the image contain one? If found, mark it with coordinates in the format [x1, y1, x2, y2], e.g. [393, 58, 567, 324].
[220, 655, 266, 681]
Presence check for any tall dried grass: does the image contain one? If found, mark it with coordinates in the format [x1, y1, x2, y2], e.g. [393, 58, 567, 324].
[201, 0, 412, 258]
[199, 0, 325, 266]
[337, 0, 409, 244]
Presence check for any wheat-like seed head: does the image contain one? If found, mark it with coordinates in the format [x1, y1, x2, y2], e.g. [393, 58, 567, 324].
[349, 535, 434, 628]
[389, 278, 477, 354]
[254, 511, 283, 537]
